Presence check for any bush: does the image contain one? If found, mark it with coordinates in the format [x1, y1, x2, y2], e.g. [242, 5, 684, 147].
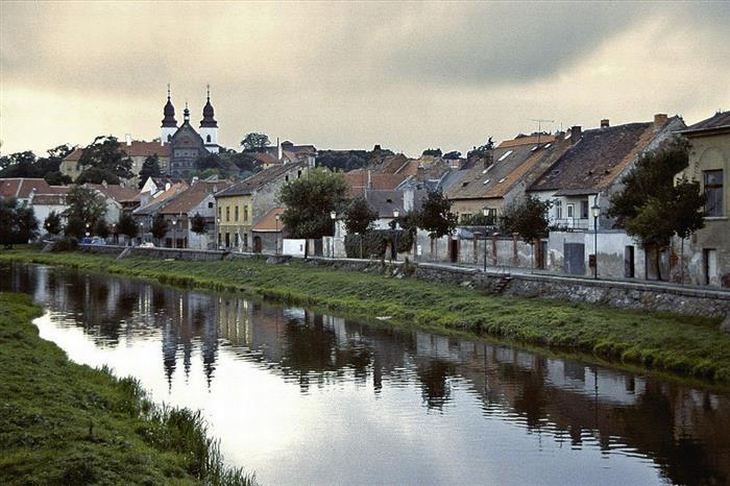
[52, 237, 78, 252]
[344, 230, 412, 258]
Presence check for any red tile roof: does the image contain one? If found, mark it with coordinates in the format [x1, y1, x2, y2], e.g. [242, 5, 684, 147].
[160, 180, 232, 215]
[84, 183, 140, 203]
[498, 134, 556, 149]
[64, 141, 170, 161]
[252, 207, 285, 232]
[0, 178, 70, 199]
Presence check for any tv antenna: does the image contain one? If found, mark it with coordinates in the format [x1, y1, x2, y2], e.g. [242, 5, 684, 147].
[530, 119, 555, 143]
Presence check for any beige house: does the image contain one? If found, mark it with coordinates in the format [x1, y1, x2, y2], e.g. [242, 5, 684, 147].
[61, 138, 171, 182]
[679, 111, 730, 287]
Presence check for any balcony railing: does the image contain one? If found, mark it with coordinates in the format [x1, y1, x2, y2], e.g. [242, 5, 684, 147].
[549, 218, 591, 231]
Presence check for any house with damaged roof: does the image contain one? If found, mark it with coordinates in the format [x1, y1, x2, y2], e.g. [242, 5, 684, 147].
[528, 114, 686, 278]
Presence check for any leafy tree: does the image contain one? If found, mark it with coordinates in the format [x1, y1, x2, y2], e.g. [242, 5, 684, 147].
[75, 166, 121, 185]
[77, 135, 133, 181]
[609, 138, 705, 280]
[44, 211, 62, 236]
[151, 214, 169, 244]
[343, 198, 378, 235]
[94, 219, 110, 239]
[443, 151, 462, 160]
[116, 213, 138, 243]
[138, 154, 162, 188]
[422, 148, 442, 157]
[0, 197, 38, 247]
[418, 190, 457, 258]
[190, 213, 207, 234]
[63, 186, 107, 237]
[499, 196, 552, 268]
[44, 171, 72, 185]
[279, 168, 348, 239]
[240, 132, 271, 151]
[467, 137, 495, 160]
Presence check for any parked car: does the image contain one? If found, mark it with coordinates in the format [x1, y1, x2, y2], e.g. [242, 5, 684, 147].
[139, 242, 155, 248]
[90, 237, 106, 246]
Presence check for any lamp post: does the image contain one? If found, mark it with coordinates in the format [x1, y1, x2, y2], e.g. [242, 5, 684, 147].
[591, 203, 600, 279]
[330, 210, 337, 258]
[275, 214, 280, 255]
[482, 208, 491, 272]
[216, 218, 221, 249]
[85, 222, 90, 238]
[139, 222, 144, 246]
[393, 209, 400, 262]
[354, 232, 362, 259]
[112, 223, 116, 245]
[172, 219, 177, 249]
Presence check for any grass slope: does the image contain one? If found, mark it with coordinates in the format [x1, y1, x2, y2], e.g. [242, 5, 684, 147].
[2, 249, 730, 383]
[0, 292, 255, 486]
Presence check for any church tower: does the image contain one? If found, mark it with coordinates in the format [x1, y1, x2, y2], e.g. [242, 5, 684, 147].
[199, 85, 219, 153]
[160, 84, 178, 145]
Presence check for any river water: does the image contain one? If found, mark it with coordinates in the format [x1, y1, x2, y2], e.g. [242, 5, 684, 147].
[2, 262, 729, 485]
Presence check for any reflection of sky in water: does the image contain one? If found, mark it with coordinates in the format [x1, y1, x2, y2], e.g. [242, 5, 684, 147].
[6, 263, 730, 486]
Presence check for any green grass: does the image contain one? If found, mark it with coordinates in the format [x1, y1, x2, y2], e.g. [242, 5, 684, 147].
[2, 248, 730, 384]
[0, 292, 256, 486]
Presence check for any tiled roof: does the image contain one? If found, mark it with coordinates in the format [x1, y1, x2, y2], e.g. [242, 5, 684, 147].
[133, 181, 189, 215]
[31, 194, 67, 205]
[498, 134, 556, 149]
[64, 141, 170, 162]
[252, 207, 285, 232]
[529, 121, 661, 194]
[681, 111, 730, 134]
[0, 178, 70, 199]
[160, 180, 232, 215]
[446, 138, 561, 200]
[364, 190, 405, 217]
[343, 170, 409, 198]
[84, 183, 140, 203]
[215, 162, 306, 197]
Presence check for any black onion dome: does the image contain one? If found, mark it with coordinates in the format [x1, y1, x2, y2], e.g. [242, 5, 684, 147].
[200, 99, 217, 128]
[161, 97, 177, 127]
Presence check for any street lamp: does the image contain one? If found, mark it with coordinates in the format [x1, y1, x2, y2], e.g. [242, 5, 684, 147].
[330, 211, 337, 258]
[216, 218, 221, 249]
[354, 231, 362, 259]
[139, 222, 144, 246]
[172, 219, 177, 249]
[85, 222, 90, 238]
[393, 209, 400, 262]
[112, 223, 116, 245]
[275, 214, 280, 256]
[591, 203, 600, 279]
[482, 208, 489, 273]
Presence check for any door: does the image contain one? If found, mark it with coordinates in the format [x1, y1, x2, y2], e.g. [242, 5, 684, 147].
[563, 243, 585, 275]
[536, 240, 547, 269]
[624, 246, 635, 278]
[449, 238, 459, 263]
[253, 236, 262, 253]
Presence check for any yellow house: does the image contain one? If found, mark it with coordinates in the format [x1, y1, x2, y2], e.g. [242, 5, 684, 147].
[214, 161, 308, 251]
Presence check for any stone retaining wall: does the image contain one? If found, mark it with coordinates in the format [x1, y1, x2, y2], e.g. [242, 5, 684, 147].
[77, 245, 730, 319]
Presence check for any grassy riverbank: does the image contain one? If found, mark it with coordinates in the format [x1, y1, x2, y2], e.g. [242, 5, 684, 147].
[2, 248, 730, 384]
[0, 292, 255, 485]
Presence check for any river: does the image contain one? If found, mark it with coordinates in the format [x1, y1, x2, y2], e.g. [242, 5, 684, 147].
[2, 262, 729, 485]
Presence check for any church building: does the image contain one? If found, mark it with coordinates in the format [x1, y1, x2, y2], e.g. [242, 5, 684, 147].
[161, 86, 220, 178]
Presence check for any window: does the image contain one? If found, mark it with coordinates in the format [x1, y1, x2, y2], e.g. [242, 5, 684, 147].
[235, 206, 239, 221]
[243, 233, 248, 248]
[704, 170, 723, 217]
[226, 206, 230, 222]
[567, 204, 574, 219]
[218, 207, 221, 219]
[580, 200, 589, 219]
[298, 170, 302, 179]
[208, 202, 213, 209]
[234, 233, 239, 247]
[244, 205, 249, 222]
[285, 175, 289, 182]
[555, 200, 563, 219]
[206, 135, 212, 143]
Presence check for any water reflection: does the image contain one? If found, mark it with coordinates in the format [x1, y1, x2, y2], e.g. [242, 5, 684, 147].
[3, 262, 729, 486]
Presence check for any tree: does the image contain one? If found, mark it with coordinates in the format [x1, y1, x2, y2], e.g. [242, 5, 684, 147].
[609, 138, 705, 280]
[190, 213, 207, 234]
[418, 190, 457, 258]
[443, 151, 462, 160]
[63, 186, 107, 238]
[499, 196, 552, 268]
[151, 214, 169, 244]
[44, 211, 62, 236]
[94, 219, 110, 239]
[279, 168, 348, 239]
[343, 198, 378, 235]
[467, 137, 494, 160]
[116, 213, 138, 244]
[0, 197, 38, 247]
[240, 132, 271, 151]
[44, 171, 72, 185]
[422, 148, 442, 157]
[77, 135, 133, 181]
[75, 166, 121, 185]
[138, 154, 162, 188]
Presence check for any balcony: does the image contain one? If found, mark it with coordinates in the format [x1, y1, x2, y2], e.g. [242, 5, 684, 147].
[549, 218, 591, 231]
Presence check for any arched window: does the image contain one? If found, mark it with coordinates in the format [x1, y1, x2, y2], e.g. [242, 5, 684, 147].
[167, 134, 172, 142]
[206, 135, 212, 143]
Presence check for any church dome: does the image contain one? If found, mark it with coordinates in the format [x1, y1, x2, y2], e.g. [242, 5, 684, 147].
[161, 94, 177, 127]
[200, 87, 218, 128]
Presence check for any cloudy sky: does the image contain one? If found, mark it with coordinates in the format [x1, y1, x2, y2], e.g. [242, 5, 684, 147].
[1, 1, 728, 157]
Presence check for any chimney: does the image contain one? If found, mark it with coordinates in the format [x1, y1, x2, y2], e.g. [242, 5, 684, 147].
[277, 137, 282, 161]
[654, 113, 668, 128]
[125, 133, 132, 146]
[367, 170, 372, 189]
[600, 119, 609, 128]
[570, 126, 582, 143]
